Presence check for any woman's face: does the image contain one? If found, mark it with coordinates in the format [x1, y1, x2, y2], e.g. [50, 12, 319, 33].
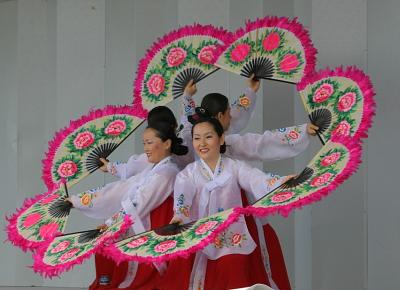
[216, 107, 231, 131]
[142, 128, 171, 164]
[192, 122, 224, 163]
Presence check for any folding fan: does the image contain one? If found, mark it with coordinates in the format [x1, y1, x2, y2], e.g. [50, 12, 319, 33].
[42, 105, 146, 190]
[133, 24, 232, 111]
[248, 135, 362, 217]
[102, 208, 239, 264]
[296, 66, 376, 144]
[214, 16, 317, 84]
[6, 182, 71, 252]
[32, 214, 132, 278]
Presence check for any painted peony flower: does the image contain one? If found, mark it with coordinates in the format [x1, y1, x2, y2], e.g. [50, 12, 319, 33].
[313, 83, 334, 103]
[39, 222, 59, 239]
[146, 74, 165, 97]
[198, 45, 216, 64]
[262, 32, 281, 51]
[320, 152, 341, 167]
[332, 120, 351, 136]
[126, 236, 149, 249]
[57, 161, 78, 178]
[230, 43, 251, 62]
[58, 248, 80, 263]
[337, 92, 357, 112]
[195, 220, 218, 235]
[166, 47, 187, 67]
[310, 172, 334, 187]
[279, 53, 300, 73]
[23, 212, 42, 228]
[105, 120, 127, 136]
[50, 240, 71, 254]
[271, 191, 295, 203]
[154, 240, 177, 253]
[73, 131, 95, 150]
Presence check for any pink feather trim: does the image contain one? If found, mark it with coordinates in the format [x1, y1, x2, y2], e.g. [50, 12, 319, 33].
[42, 105, 146, 190]
[32, 215, 132, 278]
[297, 66, 376, 140]
[213, 16, 317, 81]
[133, 23, 232, 109]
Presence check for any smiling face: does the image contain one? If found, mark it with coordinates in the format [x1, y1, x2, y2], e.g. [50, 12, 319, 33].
[192, 122, 225, 164]
[216, 107, 231, 131]
[142, 128, 171, 164]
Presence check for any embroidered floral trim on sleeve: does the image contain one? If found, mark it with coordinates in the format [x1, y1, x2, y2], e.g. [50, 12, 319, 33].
[232, 94, 252, 111]
[176, 194, 190, 217]
[281, 126, 303, 145]
[213, 231, 247, 248]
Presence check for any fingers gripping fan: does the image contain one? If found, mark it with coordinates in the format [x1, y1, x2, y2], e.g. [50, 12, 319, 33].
[297, 66, 376, 144]
[134, 24, 232, 111]
[32, 215, 132, 278]
[103, 209, 239, 264]
[249, 135, 362, 218]
[42, 105, 145, 190]
[6, 182, 71, 252]
[214, 16, 317, 84]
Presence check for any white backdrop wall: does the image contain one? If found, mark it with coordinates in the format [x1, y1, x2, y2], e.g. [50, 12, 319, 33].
[1, 0, 399, 289]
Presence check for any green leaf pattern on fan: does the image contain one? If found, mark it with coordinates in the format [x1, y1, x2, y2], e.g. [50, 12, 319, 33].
[16, 186, 69, 243]
[301, 77, 364, 142]
[253, 140, 350, 208]
[51, 114, 142, 188]
[42, 214, 126, 266]
[115, 209, 233, 258]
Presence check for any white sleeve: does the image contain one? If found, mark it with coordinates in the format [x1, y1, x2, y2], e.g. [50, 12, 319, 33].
[225, 124, 310, 162]
[227, 87, 258, 134]
[236, 160, 287, 201]
[107, 153, 150, 180]
[122, 169, 177, 221]
[173, 168, 196, 223]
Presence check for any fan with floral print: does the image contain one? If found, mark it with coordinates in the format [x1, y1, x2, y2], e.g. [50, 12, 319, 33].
[296, 66, 376, 144]
[102, 208, 240, 264]
[32, 214, 132, 278]
[6, 182, 71, 252]
[133, 24, 232, 112]
[214, 16, 317, 84]
[42, 105, 145, 190]
[247, 135, 362, 217]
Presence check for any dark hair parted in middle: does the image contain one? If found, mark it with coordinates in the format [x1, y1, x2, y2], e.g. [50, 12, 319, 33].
[188, 107, 226, 154]
[200, 93, 229, 117]
[146, 121, 188, 156]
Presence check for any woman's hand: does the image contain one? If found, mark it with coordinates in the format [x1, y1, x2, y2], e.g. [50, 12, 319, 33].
[307, 123, 319, 136]
[65, 197, 73, 208]
[169, 215, 183, 225]
[97, 224, 109, 232]
[247, 73, 260, 93]
[99, 158, 109, 172]
[184, 79, 197, 97]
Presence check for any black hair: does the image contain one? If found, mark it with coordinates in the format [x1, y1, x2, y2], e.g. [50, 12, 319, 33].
[188, 107, 226, 154]
[147, 106, 178, 129]
[146, 121, 188, 156]
[200, 93, 229, 117]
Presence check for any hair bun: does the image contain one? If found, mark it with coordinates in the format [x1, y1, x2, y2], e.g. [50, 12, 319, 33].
[188, 107, 212, 124]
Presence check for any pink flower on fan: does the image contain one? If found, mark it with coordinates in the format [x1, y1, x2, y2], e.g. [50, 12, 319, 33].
[313, 83, 334, 103]
[41, 194, 59, 204]
[57, 161, 78, 178]
[166, 47, 187, 67]
[126, 236, 149, 249]
[198, 45, 216, 64]
[320, 152, 341, 167]
[337, 92, 357, 112]
[230, 43, 251, 62]
[154, 240, 177, 253]
[146, 74, 165, 97]
[332, 120, 351, 136]
[39, 222, 59, 239]
[23, 213, 42, 228]
[288, 130, 300, 140]
[279, 53, 300, 73]
[94, 231, 114, 246]
[50, 240, 71, 254]
[73, 131, 95, 150]
[271, 191, 294, 203]
[58, 248, 80, 263]
[231, 233, 242, 246]
[105, 120, 127, 136]
[195, 220, 218, 235]
[262, 32, 281, 51]
[310, 172, 334, 187]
